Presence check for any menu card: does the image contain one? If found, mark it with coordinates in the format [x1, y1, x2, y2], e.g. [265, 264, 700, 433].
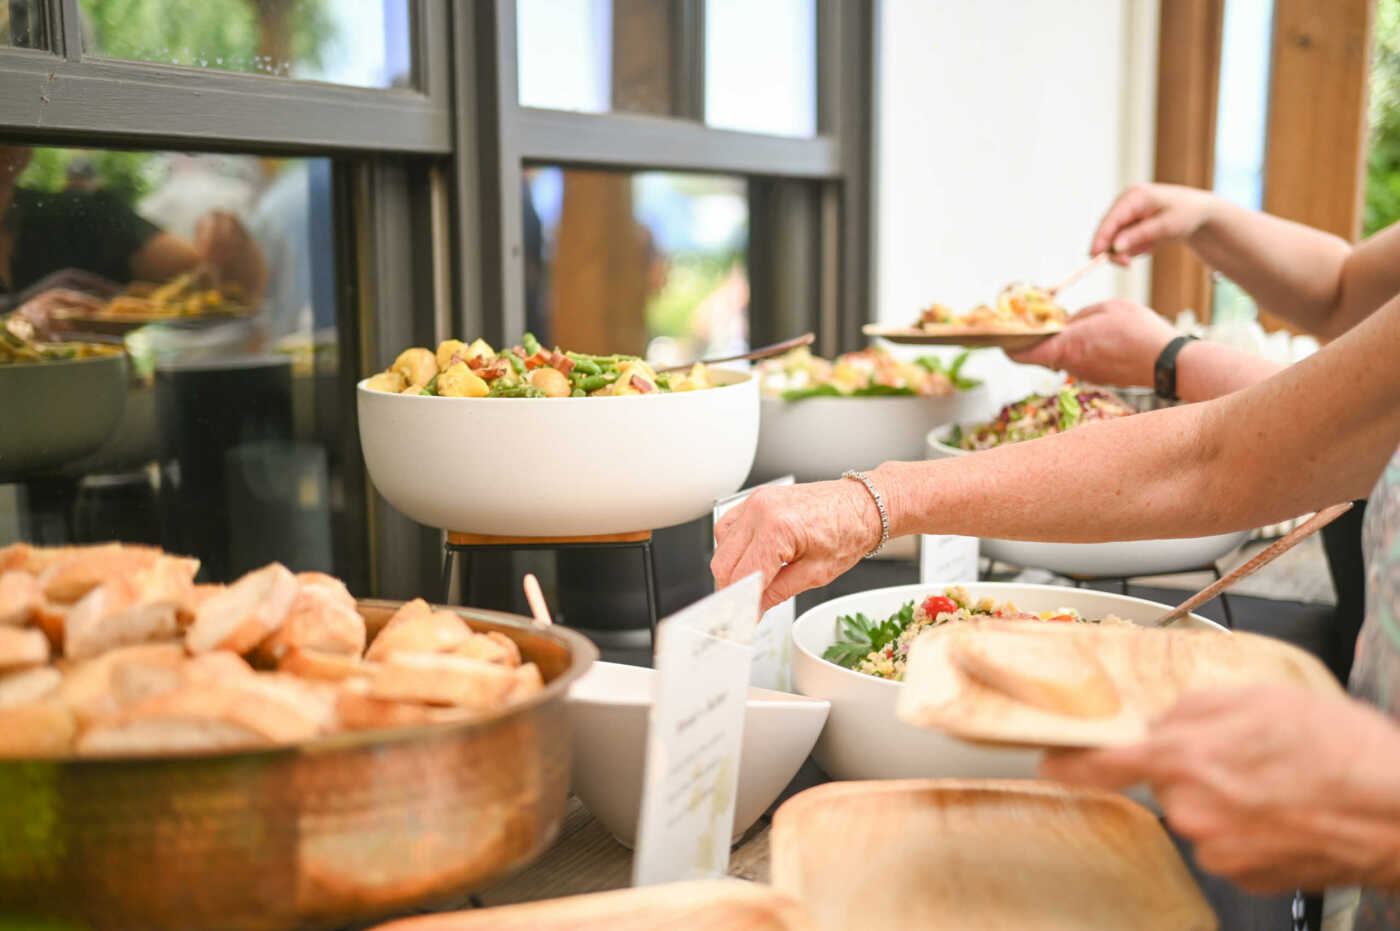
[713, 476, 796, 691]
[920, 533, 980, 584]
[632, 572, 760, 887]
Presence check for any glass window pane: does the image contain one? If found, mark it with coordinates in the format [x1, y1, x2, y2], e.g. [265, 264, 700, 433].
[517, 0, 678, 117]
[524, 166, 749, 362]
[704, 0, 816, 137]
[78, 0, 412, 88]
[1, 146, 360, 587]
[1366, 0, 1400, 236]
[0, 0, 44, 48]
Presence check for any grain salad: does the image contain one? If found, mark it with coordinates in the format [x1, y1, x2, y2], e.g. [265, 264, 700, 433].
[822, 586, 1132, 681]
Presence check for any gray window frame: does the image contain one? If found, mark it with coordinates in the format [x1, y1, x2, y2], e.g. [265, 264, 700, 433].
[471, 0, 875, 355]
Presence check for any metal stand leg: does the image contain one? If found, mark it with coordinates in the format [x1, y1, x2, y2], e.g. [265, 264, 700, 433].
[641, 538, 659, 649]
[1119, 577, 1130, 596]
[440, 549, 455, 604]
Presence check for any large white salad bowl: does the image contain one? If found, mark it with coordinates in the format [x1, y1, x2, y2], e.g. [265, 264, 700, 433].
[357, 369, 758, 536]
[926, 427, 1251, 577]
[791, 582, 1224, 783]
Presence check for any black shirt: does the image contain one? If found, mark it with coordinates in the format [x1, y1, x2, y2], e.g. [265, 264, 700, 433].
[2, 187, 159, 296]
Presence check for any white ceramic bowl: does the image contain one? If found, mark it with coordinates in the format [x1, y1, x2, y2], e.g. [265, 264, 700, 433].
[791, 583, 1223, 783]
[926, 427, 1250, 577]
[566, 661, 830, 848]
[357, 369, 758, 536]
[750, 387, 993, 483]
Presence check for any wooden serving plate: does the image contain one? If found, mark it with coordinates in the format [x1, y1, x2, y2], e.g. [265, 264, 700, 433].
[369, 879, 814, 930]
[771, 780, 1216, 931]
[863, 322, 1062, 350]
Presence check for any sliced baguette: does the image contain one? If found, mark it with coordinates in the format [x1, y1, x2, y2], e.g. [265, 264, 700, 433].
[0, 666, 62, 708]
[0, 701, 76, 756]
[254, 584, 366, 665]
[37, 543, 163, 603]
[79, 682, 320, 755]
[176, 583, 226, 629]
[33, 600, 67, 651]
[0, 571, 41, 627]
[279, 648, 369, 682]
[0, 627, 49, 671]
[368, 651, 517, 709]
[186, 563, 297, 655]
[335, 690, 484, 731]
[62, 557, 197, 661]
[451, 630, 523, 667]
[365, 610, 471, 662]
[55, 642, 187, 726]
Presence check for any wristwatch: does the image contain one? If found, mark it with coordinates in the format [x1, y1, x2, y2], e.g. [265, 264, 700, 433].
[1153, 335, 1198, 402]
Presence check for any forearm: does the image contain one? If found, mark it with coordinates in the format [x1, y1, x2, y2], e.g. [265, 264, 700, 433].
[1188, 199, 1352, 336]
[1174, 339, 1284, 403]
[130, 232, 202, 283]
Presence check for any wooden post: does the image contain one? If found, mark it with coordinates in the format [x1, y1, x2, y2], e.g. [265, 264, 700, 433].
[1260, 0, 1374, 333]
[1152, 0, 1226, 322]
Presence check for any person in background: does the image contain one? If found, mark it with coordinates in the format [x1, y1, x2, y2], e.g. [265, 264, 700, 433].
[711, 182, 1400, 926]
[0, 145, 267, 324]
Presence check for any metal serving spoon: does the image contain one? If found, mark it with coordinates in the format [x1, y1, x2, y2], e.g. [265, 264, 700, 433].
[1150, 502, 1354, 628]
[652, 332, 815, 373]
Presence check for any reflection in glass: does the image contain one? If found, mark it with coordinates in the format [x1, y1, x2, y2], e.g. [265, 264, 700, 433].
[0, 0, 43, 48]
[79, 0, 412, 88]
[517, 0, 678, 116]
[0, 146, 353, 587]
[524, 166, 748, 365]
[705, 0, 816, 137]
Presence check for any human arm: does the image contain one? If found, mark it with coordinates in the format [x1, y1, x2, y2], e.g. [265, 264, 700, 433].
[1008, 299, 1283, 403]
[1094, 184, 1400, 340]
[1039, 686, 1400, 894]
[129, 210, 268, 302]
[713, 294, 1400, 611]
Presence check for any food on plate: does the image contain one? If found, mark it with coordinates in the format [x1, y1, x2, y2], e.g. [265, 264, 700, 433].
[364, 332, 715, 398]
[0, 541, 545, 757]
[0, 315, 121, 365]
[919, 283, 1069, 332]
[822, 586, 1132, 681]
[92, 272, 250, 320]
[897, 619, 1343, 746]
[757, 346, 979, 401]
[949, 382, 1136, 451]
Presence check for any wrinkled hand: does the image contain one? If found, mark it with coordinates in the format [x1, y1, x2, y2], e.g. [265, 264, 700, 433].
[194, 209, 268, 300]
[711, 479, 884, 612]
[1040, 686, 1400, 893]
[1092, 183, 1218, 264]
[1008, 299, 1177, 387]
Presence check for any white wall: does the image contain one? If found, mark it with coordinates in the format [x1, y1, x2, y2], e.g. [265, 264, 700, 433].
[875, 0, 1158, 325]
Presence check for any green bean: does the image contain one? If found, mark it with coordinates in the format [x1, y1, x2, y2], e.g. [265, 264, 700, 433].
[522, 332, 543, 356]
[420, 374, 440, 396]
[505, 352, 526, 376]
[566, 354, 602, 375]
[571, 388, 585, 397]
[488, 384, 546, 398]
[573, 372, 618, 393]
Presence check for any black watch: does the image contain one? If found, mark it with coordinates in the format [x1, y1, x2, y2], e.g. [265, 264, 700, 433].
[1153, 335, 1198, 401]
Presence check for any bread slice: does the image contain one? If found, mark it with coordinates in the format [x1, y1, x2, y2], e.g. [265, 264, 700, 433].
[451, 630, 523, 667]
[0, 701, 76, 756]
[254, 582, 366, 665]
[0, 666, 62, 708]
[949, 628, 1121, 719]
[62, 556, 197, 661]
[0, 571, 41, 627]
[0, 627, 49, 671]
[335, 689, 483, 731]
[365, 610, 471, 662]
[33, 600, 67, 651]
[368, 651, 517, 709]
[55, 642, 187, 726]
[279, 648, 369, 682]
[37, 543, 163, 603]
[186, 563, 297, 655]
[232, 673, 339, 735]
[509, 662, 545, 702]
[175, 583, 225, 628]
[78, 682, 320, 756]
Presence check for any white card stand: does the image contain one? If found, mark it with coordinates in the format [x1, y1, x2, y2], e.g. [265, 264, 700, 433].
[714, 475, 796, 691]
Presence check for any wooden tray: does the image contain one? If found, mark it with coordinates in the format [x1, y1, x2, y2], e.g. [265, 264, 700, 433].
[771, 780, 1216, 931]
[863, 322, 1062, 350]
[369, 880, 814, 930]
[896, 620, 1343, 748]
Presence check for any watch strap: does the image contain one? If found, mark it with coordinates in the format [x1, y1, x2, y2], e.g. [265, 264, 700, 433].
[1153, 335, 1198, 401]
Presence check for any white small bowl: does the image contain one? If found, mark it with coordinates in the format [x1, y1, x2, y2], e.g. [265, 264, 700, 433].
[357, 369, 758, 536]
[791, 583, 1223, 783]
[566, 661, 830, 848]
[926, 427, 1250, 577]
[750, 388, 993, 484]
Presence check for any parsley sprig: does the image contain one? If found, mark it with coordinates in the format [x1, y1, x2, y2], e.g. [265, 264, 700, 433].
[822, 600, 917, 668]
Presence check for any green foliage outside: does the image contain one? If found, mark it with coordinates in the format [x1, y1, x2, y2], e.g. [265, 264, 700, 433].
[1366, 0, 1400, 236]
[15, 0, 334, 205]
[645, 251, 745, 340]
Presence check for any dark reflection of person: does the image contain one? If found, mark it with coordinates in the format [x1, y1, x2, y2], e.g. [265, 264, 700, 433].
[0, 146, 267, 322]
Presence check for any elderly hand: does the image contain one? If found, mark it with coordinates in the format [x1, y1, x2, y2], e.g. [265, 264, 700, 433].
[1092, 183, 1218, 263]
[1040, 686, 1400, 893]
[1009, 299, 1178, 387]
[711, 478, 884, 612]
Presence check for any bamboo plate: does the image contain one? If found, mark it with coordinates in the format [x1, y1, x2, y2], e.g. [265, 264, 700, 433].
[862, 322, 1062, 350]
[369, 879, 814, 930]
[771, 780, 1217, 931]
[896, 620, 1343, 748]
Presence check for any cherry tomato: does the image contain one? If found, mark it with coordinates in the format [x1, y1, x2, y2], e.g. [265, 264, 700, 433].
[922, 595, 958, 617]
[1048, 614, 1075, 622]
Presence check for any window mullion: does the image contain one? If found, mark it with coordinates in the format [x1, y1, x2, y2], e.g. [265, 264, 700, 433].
[49, 0, 81, 60]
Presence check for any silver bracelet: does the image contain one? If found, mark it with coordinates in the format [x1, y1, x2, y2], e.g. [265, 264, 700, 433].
[842, 469, 890, 558]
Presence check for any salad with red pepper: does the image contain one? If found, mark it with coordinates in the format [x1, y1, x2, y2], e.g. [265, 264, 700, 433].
[948, 383, 1135, 452]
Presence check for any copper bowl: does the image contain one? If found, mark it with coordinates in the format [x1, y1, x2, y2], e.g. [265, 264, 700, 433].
[0, 599, 597, 931]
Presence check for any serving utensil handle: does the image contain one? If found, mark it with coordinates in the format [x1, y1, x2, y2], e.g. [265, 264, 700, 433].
[653, 332, 815, 373]
[1151, 502, 1353, 627]
[1047, 252, 1111, 297]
